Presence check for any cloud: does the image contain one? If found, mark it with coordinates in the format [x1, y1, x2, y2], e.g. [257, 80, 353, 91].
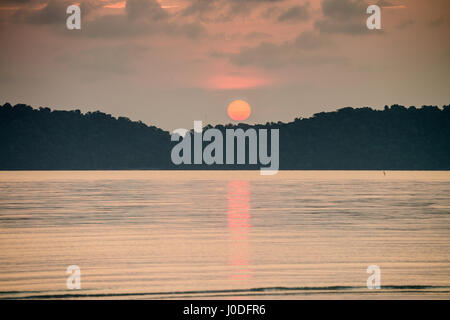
[1, 0, 36, 4]
[294, 30, 331, 49]
[278, 3, 310, 22]
[6, 0, 103, 25]
[125, 0, 168, 21]
[315, 0, 371, 35]
[84, 12, 205, 39]
[321, 0, 366, 20]
[93, 0, 205, 39]
[229, 31, 340, 68]
[13, 0, 72, 25]
[6, 0, 206, 39]
[181, 0, 286, 21]
[182, 0, 220, 18]
[375, 0, 394, 7]
[55, 44, 149, 75]
[227, 0, 285, 17]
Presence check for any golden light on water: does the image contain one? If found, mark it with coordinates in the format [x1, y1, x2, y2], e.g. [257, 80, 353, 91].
[227, 180, 252, 281]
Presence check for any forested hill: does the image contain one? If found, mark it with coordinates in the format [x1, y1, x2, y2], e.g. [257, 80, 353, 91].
[1, 102, 449, 170]
[0, 103, 172, 169]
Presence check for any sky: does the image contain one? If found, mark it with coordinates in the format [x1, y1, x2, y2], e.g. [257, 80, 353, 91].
[0, 0, 449, 130]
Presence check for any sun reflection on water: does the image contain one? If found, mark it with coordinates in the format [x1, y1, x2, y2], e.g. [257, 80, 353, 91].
[227, 180, 252, 281]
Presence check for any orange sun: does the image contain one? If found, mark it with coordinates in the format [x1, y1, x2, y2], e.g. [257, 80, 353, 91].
[227, 100, 251, 121]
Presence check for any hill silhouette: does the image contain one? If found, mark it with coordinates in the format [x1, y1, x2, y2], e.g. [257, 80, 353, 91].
[1, 102, 449, 170]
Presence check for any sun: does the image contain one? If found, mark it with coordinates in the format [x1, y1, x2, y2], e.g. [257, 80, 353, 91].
[227, 100, 251, 121]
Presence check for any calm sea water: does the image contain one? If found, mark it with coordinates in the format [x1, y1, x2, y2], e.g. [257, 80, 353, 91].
[0, 171, 449, 299]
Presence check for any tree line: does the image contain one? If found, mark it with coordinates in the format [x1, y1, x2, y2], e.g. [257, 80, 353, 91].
[0, 102, 449, 170]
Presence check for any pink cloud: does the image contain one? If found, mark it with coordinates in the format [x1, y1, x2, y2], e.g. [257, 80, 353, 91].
[205, 74, 273, 90]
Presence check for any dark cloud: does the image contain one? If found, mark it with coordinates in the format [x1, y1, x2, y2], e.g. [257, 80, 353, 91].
[7, 0, 206, 39]
[294, 30, 331, 49]
[278, 3, 310, 22]
[182, 0, 220, 17]
[376, 0, 394, 6]
[84, 0, 204, 39]
[125, 0, 168, 21]
[7, 0, 100, 25]
[79, 0, 106, 18]
[314, 0, 372, 35]
[314, 19, 369, 35]
[84, 13, 205, 39]
[229, 31, 340, 68]
[321, 0, 366, 20]
[181, 0, 286, 21]
[230, 41, 288, 68]
[227, 0, 285, 17]
[1, 0, 36, 4]
[14, 0, 71, 25]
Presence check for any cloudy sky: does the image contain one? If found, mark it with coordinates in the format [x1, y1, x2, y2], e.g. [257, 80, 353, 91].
[0, 0, 449, 130]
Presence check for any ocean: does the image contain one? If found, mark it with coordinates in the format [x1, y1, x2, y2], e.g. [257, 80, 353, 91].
[0, 171, 449, 299]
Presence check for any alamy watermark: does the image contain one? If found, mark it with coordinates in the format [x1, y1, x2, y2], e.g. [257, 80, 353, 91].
[366, 5, 382, 30]
[367, 265, 381, 289]
[66, 5, 81, 30]
[66, 265, 81, 289]
[170, 121, 279, 175]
